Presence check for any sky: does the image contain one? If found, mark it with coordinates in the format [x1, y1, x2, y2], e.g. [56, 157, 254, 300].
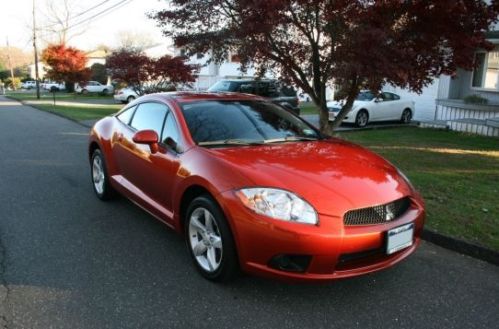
[0, 0, 171, 52]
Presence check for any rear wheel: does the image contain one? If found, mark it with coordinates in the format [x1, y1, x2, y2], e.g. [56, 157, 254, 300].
[90, 149, 116, 200]
[401, 109, 412, 124]
[185, 195, 238, 282]
[82, 89, 88, 95]
[355, 110, 369, 128]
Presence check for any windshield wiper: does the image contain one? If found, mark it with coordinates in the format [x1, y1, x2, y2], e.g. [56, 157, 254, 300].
[264, 136, 320, 144]
[198, 139, 265, 146]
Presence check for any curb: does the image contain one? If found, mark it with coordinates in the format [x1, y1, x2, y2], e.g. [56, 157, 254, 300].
[422, 229, 499, 266]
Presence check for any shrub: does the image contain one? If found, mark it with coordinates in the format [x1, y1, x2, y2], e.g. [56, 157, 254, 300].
[463, 94, 488, 105]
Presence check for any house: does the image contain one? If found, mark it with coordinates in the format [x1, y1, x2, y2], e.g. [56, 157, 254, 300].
[419, 30, 499, 137]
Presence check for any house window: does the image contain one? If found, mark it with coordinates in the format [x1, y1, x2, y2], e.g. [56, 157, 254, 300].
[472, 51, 499, 90]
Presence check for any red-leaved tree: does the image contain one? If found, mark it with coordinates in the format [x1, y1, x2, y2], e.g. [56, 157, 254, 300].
[41, 44, 91, 93]
[106, 49, 198, 95]
[151, 0, 499, 134]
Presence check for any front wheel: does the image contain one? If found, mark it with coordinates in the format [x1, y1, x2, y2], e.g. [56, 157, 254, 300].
[355, 110, 369, 128]
[185, 196, 238, 282]
[127, 96, 136, 103]
[401, 109, 412, 124]
[90, 149, 116, 200]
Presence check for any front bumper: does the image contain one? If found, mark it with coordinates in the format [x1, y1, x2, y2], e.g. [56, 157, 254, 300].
[219, 191, 425, 281]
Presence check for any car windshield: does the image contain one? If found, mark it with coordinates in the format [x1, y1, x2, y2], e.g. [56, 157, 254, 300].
[207, 81, 243, 92]
[181, 100, 321, 146]
[356, 92, 375, 101]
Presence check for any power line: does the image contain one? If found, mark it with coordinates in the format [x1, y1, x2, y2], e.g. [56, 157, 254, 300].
[64, 0, 134, 32]
[40, 0, 114, 29]
[39, 0, 134, 34]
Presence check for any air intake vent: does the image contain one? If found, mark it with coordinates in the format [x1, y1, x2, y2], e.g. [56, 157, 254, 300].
[344, 197, 411, 226]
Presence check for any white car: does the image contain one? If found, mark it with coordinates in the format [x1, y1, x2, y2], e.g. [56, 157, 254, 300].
[75, 81, 114, 94]
[327, 91, 415, 127]
[21, 80, 37, 89]
[43, 81, 65, 91]
[113, 87, 139, 103]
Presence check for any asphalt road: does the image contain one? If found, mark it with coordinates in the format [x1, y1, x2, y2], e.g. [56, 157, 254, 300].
[0, 96, 498, 329]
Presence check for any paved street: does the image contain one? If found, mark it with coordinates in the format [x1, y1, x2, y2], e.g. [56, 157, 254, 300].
[0, 96, 498, 329]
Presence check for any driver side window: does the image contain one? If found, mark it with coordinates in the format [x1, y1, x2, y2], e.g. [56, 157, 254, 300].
[130, 102, 169, 137]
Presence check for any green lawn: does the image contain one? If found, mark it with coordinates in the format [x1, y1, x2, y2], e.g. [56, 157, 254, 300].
[33, 104, 121, 121]
[338, 127, 499, 251]
[6, 91, 113, 101]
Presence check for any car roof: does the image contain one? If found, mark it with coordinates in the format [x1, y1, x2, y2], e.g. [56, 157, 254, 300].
[139, 91, 266, 103]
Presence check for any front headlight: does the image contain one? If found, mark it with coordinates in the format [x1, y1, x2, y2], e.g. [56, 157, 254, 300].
[235, 188, 318, 225]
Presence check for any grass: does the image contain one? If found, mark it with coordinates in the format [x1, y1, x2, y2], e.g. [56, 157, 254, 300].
[299, 101, 319, 115]
[6, 91, 113, 101]
[6, 91, 120, 121]
[338, 127, 499, 251]
[33, 104, 121, 121]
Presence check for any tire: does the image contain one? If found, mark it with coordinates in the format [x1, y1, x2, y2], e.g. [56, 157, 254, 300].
[82, 89, 88, 95]
[185, 195, 238, 282]
[126, 96, 136, 103]
[102, 88, 109, 95]
[355, 110, 369, 128]
[401, 109, 412, 124]
[90, 149, 116, 201]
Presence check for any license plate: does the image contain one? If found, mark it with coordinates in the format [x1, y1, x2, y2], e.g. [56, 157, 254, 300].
[386, 223, 414, 255]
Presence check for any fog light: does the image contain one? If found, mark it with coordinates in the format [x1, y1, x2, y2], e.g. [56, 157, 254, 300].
[268, 254, 312, 273]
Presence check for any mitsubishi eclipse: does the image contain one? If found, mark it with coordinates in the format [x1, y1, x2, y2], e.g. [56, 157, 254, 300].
[88, 92, 425, 282]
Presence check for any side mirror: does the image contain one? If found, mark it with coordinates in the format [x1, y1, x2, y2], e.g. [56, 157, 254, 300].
[133, 130, 159, 154]
[374, 97, 383, 103]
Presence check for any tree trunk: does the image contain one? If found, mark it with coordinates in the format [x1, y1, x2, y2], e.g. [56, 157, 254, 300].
[65, 81, 75, 93]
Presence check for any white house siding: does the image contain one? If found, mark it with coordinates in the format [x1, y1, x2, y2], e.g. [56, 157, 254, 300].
[384, 79, 439, 121]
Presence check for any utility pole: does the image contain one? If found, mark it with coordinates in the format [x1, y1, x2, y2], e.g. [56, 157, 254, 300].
[6, 37, 16, 91]
[32, 0, 41, 99]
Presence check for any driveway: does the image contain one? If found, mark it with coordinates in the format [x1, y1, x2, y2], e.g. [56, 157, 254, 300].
[0, 96, 498, 329]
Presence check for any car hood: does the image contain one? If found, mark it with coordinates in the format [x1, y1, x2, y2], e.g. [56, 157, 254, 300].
[206, 139, 412, 216]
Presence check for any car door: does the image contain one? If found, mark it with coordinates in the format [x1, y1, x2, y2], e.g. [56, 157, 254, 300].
[113, 102, 179, 221]
[377, 92, 396, 121]
[389, 93, 404, 120]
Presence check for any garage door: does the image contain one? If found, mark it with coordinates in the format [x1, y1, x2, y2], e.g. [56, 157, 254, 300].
[384, 79, 439, 121]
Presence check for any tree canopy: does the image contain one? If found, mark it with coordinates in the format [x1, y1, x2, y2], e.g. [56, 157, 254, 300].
[151, 0, 499, 133]
[41, 44, 91, 92]
[106, 49, 198, 95]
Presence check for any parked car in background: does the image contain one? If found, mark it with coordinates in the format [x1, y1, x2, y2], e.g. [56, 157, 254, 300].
[42, 81, 65, 92]
[75, 81, 114, 94]
[88, 92, 424, 282]
[114, 87, 139, 103]
[327, 91, 415, 127]
[208, 79, 300, 115]
[21, 80, 37, 89]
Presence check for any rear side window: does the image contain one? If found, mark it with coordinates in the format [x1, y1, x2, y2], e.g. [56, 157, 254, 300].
[116, 106, 136, 124]
[130, 102, 168, 137]
[393, 94, 400, 100]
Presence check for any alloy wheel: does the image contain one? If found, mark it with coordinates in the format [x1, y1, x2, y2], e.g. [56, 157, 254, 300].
[92, 154, 105, 195]
[188, 207, 223, 272]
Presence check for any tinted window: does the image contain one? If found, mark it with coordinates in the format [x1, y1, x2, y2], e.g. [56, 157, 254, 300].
[116, 105, 136, 124]
[382, 92, 394, 101]
[161, 112, 181, 146]
[356, 92, 375, 101]
[181, 100, 320, 144]
[393, 93, 400, 100]
[130, 102, 168, 136]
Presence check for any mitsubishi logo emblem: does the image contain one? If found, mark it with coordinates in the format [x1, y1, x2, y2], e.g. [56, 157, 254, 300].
[385, 206, 395, 221]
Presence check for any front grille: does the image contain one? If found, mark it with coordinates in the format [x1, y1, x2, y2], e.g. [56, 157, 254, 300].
[344, 197, 411, 226]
